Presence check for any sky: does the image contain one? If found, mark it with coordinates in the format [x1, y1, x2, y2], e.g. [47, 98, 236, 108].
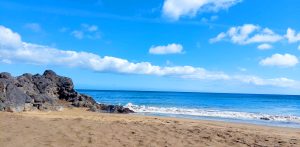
[0, 0, 300, 95]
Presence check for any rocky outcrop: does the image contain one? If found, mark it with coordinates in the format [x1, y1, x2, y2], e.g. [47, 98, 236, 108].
[0, 70, 133, 113]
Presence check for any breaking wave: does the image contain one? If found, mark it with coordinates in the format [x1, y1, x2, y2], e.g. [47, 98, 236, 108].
[125, 103, 300, 123]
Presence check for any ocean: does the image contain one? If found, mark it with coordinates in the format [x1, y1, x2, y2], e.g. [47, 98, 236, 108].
[78, 90, 300, 128]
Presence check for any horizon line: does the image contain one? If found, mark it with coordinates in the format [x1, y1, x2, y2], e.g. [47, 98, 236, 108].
[76, 88, 300, 97]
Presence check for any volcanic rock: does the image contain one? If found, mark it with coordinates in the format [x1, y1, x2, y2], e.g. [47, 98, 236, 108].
[0, 70, 133, 113]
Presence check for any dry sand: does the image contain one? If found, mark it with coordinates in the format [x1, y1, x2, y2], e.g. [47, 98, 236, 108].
[0, 108, 299, 147]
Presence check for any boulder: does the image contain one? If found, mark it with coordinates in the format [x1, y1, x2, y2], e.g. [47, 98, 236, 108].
[94, 104, 134, 113]
[0, 72, 12, 79]
[4, 83, 31, 112]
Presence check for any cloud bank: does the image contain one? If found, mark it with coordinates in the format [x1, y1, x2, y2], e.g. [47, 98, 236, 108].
[162, 0, 242, 20]
[0, 25, 299, 89]
[0, 26, 227, 80]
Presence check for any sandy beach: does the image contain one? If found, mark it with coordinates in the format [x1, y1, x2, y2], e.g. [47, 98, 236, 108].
[0, 108, 299, 147]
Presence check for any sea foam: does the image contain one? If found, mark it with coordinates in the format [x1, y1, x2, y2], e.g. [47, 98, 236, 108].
[125, 103, 300, 123]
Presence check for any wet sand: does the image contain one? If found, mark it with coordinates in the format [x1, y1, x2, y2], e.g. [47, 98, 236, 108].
[0, 108, 299, 147]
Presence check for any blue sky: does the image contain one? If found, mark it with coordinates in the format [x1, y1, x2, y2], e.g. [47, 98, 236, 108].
[0, 0, 300, 94]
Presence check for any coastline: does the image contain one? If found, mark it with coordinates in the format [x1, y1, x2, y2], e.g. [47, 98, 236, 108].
[1, 108, 299, 147]
[79, 89, 300, 128]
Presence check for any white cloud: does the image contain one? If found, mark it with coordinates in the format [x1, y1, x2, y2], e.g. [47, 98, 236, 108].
[234, 76, 298, 88]
[246, 28, 283, 44]
[237, 67, 247, 72]
[0, 25, 22, 49]
[1, 59, 11, 64]
[149, 43, 183, 55]
[162, 0, 242, 21]
[210, 32, 226, 43]
[0, 25, 299, 89]
[257, 43, 272, 50]
[71, 30, 84, 39]
[260, 53, 299, 67]
[68, 24, 100, 40]
[82, 24, 98, 32]
[210, 24, 283, 45]
[285, 28, 300, 43]
[24, 23, 42, 32]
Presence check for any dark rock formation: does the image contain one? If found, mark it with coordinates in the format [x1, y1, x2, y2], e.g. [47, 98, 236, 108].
[260, 117, 270, 121]
[0, 70, 133, 113]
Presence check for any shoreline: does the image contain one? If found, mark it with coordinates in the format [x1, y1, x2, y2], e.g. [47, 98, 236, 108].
[1, 108, 299, 147]
[130, 113, 300, 129]
[6, 107, 300, 130]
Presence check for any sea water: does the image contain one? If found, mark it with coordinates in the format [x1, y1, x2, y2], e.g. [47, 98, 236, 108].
[78, 90, 300, 128]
